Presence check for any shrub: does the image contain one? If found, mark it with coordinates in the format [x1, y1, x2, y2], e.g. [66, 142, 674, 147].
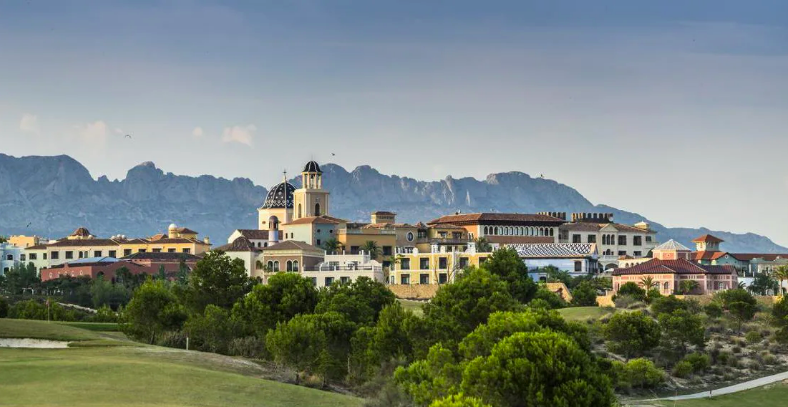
[651, 296, 687, 316]
[746, 331, 762, 344]
[617, 283, 646, 301]
[749, 360, 762, 371]
[625, 358, 665, 389]
[157, 330, 187, 349]
[0, 297, 8, 318]
[763, 354, 777, 365]
[229, 336, 267, 359]
[613, 294, 638, 309]
[90, 304, 118, 323]
[672, 361, 694, 378]
[717, 352, 730, 365]
[704, 303, 723, 319]
[732, 346, 742, 354]
[683, 353, 711, 373]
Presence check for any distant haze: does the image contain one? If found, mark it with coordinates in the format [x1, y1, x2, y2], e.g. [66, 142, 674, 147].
[1, 1, 787, 246]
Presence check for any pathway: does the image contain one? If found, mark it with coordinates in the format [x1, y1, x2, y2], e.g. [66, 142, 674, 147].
[640, 370, 788, 403]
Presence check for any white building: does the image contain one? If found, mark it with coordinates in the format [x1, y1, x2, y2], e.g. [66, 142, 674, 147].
[304, 252, 386, 288]
[505, 243, 599, 281]
[0, 242, 24, 275]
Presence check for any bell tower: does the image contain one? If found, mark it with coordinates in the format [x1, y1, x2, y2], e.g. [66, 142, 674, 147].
[293, 161, 330, 220]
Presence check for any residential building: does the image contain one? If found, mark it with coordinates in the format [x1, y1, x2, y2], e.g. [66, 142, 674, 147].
[428, 212, 565, 246]
[505, 243, 599, 279]
[8, 235, 41, 248]
[0, 242, 23, 275]
[303, 252, 386, 288]
[558, 212, 658, 270]
[226, 229, 271, 249]
[691, 234, 788, 277]
[282, 215, 346, 249]
[259, 241, 325, 281]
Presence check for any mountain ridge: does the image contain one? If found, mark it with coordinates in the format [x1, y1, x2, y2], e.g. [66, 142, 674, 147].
[0, 153, 784, 254]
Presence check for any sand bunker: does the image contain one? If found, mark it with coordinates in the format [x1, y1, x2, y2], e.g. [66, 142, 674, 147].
[0, 338, 70, 348]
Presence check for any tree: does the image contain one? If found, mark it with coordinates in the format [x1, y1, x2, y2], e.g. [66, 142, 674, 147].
[121, 279, 187, 344]
[679, 280, 700, 295]
[603, 311, 661, 360]
[362, 241, 381, 259]
[474, 237, 492, 253]
[571, 281, 598, 307]
[617, 282, 646, 301]
[640, 276, 657, 297]
[658, 309, 705, 354]
[184, 304, 238, 354]
[460, 331, 614, 407]
[0, 297, 8, 318]
[430, 395, 491, 407]
[90, 276, 131, 309]
[728, 301, 757, 332]
[350, 302, 418, 380]
[714, 288, 757, 309]
[532, 287, 566, 309]
[0, 236, 7, 243]
[749, 273, 779, 296]
[479, 247, 537, 304]
[185, 251, 255, 313]
[421, 268, 520, 351]
[322, 238, 342, 254]
[315, 276, 395, 325]
[704, 302, 723, 319]
[774, 266, 788, 296]
[650, 295, 687, 316]
[232, 272, 318, 337]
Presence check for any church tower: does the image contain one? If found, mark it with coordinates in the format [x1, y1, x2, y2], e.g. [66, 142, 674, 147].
[293, 161, 330, 220]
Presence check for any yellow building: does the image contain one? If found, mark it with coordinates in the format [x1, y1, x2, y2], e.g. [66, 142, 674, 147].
[390, 250, 490, 285]
[293, 161, 329, 220]
[9, 235, 41, 248]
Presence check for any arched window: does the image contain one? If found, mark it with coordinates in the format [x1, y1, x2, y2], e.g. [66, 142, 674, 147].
[286, 260, 293, 271]
[550, 228, 554, 237]
[293, 260, 299, 271]
[663, 281, 669, 291]
[314, 203, 321, 216]
[267, 261, 273, 270]
[494, 227, 498, 235]
[483, 226, 488, 235]
[273, 261, 280, 272]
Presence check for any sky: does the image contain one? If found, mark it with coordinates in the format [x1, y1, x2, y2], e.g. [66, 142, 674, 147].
[1, 0, 787, 245]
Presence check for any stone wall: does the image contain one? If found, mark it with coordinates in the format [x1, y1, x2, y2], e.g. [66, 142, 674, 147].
[388, 284, 440, 300]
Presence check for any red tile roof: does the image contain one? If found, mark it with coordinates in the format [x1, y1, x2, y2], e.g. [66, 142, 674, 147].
[692, 251, 728, 261]
[728, 253, 788, 262]
[428, 213, 565, 226]
[613, 258, 735, 276]
[235, 229, 270, 240]
[283, 215, 346, 226]
[215, 237, 260, 253]
[693, 234, 724, 243]
[263, 240, 323, 253]
[487, 236, 554, 244]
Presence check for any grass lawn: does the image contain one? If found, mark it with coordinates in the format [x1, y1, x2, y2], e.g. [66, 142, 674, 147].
[646, 382, 788, 407]
[557, 306, 615, 322]
[0, 319, 364, 407]
[55, 321, 120, 332]
[397, 299, 425, 316]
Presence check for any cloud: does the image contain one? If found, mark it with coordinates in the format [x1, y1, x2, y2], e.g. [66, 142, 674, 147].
[114, 128, 123, 134]
[19, 113, 40, 134]
[76, 120, 109, 145]
[221, 124, 256, 146]
[192, 126, 204, 138]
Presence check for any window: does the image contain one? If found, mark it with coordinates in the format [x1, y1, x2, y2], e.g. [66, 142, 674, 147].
[152, 248, 162, 253]
[273, 261, 280, 272]
[574, 261, 582, 272]
[29, 253, 37, 260]
[418, 230, 428, 239]
[267, 261, 274, 270]
[401, 259, 411, 270]
[286, 260, 293, 271]
[43, 253, 47, 260]
[479, 257, 487, 264]
[3, 267, 8, 273]
[646, 236, 653, 242]
[65, 251, 74, 259]
[419, 258, 429, 270]
[124, 249, 132, 256]
[183, 248, 190, 254]
[420, 274, 429, 284]
[634, 251, 642, 257]
[588, 235, 596, 243]
[78, 251, 84, 259]
[618, 251, 627, 256]
[341, 276, 350, 284]
[20, 254, 26, 261]
[618, 235, 627, 246]
[407, 232, 414, 242]
[316, 239, 321, 246]
[401, 274, 410, 285]
[572, 234, 581, 243]
[51, 251, 59, 260]
[438, 257, 447, 269]
[325, 277, 334, 286]
[633, 236, 642, 246]
[459, 257, 469, 268]
[94, 250, 102, 257]
[310, 277, 317, 286]
[350, 246, 360, 254]
[439, 273, 448, 284]
[293, 260, 299, 271]
[383, 246, 393, 256]
[663, 281, 669, 291]
[317, 229, 321, 233]
[168, 248, 176, 253]
[108, 250, 117, 258]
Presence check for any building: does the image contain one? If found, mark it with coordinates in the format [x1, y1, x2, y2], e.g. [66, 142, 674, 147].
[40, 251, 202, 282]
[428, 212, 565, 246]
[558, 213, 658, 270]
[121, 251, 201, 273]
[303, 252, 386, 288]
[214, 237, 263, 278]
[690, 234, 788, 277]
[390, 247, 485, 286]
[8, 235, 42, 248]
[227, 229, 270, 249]
[506, 243, 599, 279]
[257, 174, 296, 241]
[293, 161, 330, 220]
[282, 215, 346, 249]
[0, 242, 24, 275]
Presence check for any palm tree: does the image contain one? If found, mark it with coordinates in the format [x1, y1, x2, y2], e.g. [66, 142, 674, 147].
[362, 240, 381, 259]
[322, 238, 341, 254]
[475, 237, 493, 252]
[774, 266, 788, 296]
[640, 276, 657, 291]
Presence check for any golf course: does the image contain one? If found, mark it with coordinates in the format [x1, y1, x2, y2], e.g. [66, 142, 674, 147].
[0, 319, 363, 407]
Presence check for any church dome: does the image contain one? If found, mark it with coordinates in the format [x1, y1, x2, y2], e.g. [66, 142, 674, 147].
[261, 181, 295, 209]
[303, 160, 322, 173]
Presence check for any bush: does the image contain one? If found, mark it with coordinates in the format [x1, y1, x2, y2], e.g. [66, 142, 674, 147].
[651, 296, 687, 316]
[672, 361, 694, 378]
[625, 358, 665, 389]
[157, 330, 187, 349]
[0, 297, 8, 318]
[704, 303, 723, 319]
[763, 354, 777, 365]
[746, 330, 762, 344]
[717, 352, 730, 365]
[533, 287, 566, 309]
[683, 353, 711, 373]
[89, 304, 118, 323]
[613, 295, 638, 309]
[229, 336, 267, 359]
[749, 360, 763, 371]
[618, 283, 646, 301]
[732, 346, 742, 354]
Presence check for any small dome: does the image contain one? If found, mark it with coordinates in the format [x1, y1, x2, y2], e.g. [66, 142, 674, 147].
[261, 181, 295, 209]
[303, 161, 322, 173]
[169, 223, 177, 230]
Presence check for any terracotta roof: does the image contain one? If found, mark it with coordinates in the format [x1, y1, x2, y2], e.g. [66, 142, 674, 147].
[693, 234, 724, 243]
[487, 236, 554, 244]
[561, 222, 654, 234]
[263, 240, 323, 253]
[149, 233, 167, 241]
[727, 253, 788, 262]
[235, 229, 270, 240]
[71, 227, 92, 237]
[122, 252, 201, 261]
[613, 259, 735, 276]
[26, 244, 49, 250]
[215, 237, 260, 253]
[428, 223, 464, 230]
[692, 251, 729, 261]
[364, 223, 416, 229]
[372, 211, 396, 215]
[149, 238, 209, 245]
[428, 213, 565, 226]
[282, 215, 346, 226]
[173, 227, 198, 235]
[506, 243, 597, 258]
[47, 239, 120, 247]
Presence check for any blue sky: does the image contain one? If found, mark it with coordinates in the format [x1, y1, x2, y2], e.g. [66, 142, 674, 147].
[2, 1, 788, 245]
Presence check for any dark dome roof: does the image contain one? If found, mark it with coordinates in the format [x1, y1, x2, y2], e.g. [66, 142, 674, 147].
[261, 181, 295, 209]
[303, 161, 322, 173]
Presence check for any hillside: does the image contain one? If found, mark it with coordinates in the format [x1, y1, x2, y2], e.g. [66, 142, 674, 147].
[0, 153, 784, 253]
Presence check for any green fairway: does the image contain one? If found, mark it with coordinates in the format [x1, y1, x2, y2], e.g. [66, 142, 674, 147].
[645, 382, 788, 407]
[397, 299, 425, 316]
[0, 319, 364, 407]
[55, 321, 120, 332]
[557, 306, 615, 322]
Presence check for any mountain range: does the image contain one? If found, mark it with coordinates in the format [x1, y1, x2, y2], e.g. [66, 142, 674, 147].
[0, 153, 785, 254]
